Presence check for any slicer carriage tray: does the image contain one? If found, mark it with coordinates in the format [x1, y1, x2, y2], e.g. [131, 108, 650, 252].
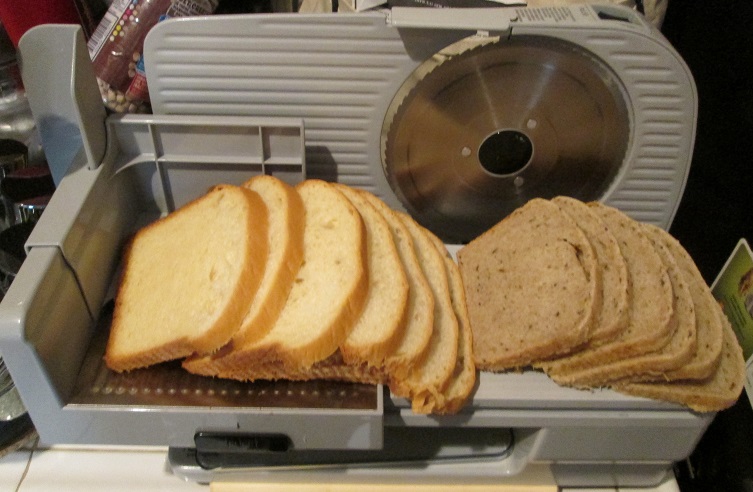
[70, 301, 379, 411]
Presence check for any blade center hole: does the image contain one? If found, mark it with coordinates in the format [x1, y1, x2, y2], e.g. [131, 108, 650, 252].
[477, 130, 533, 176]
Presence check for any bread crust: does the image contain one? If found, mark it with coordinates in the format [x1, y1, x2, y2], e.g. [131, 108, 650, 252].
[182, 176, 305, 376]
[388, 213, 458, 414]
[334, 184, 409, 366]
[615, 318, 745, 413]
[212, 179, 368, 375]
[105, 184, 268, 372]
[458, 198, 598, 370]
[361, 191, 435, 378]
[539, 202, 675, 378]
[429, 234, 477, 415]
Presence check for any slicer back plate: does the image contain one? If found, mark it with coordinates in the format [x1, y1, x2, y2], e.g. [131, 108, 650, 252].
[144, 6, 696, 241]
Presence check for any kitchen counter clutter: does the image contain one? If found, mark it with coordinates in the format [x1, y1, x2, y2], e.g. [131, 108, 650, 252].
[0, 444, 681, 491]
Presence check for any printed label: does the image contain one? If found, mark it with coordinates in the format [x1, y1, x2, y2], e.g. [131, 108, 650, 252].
[711, 238, 753, 408]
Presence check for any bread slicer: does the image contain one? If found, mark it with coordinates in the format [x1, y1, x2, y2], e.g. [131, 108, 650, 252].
[0, 5, 706, 487]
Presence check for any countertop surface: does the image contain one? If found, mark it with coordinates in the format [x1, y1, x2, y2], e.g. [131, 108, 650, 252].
[0, 440, 682, 492]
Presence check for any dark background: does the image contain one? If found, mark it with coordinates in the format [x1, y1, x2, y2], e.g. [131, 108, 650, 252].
[664, 0, 752, 283]
[661, 1, 753, 491]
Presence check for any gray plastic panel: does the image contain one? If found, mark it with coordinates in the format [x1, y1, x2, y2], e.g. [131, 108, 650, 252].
[144, 6, 695, 230]
[108, 114, 305, 211]
[143, 11, 476, 211]
[510, 4, 697, 228]
[18, 25, 106, 185]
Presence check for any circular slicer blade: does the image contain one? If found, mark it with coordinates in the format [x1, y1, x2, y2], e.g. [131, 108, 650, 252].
[381, 35, 631, 243]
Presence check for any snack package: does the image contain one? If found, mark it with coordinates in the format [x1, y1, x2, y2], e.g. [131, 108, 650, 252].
[87, 0, 219, 113]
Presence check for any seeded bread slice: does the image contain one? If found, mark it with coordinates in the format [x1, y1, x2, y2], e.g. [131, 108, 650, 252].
[539, 203, 675, 379]
[626, 226, 724, 383]
[204, 179, 368, 374]
[389, 213, 458, 414]
[552, 196, 629, 346]
[551, 222, 697, 387]
[458, 198, 599, 370]
[105, 184, 269, 372]
[182, 175, 304, 376]
[614, 318, 745, 413]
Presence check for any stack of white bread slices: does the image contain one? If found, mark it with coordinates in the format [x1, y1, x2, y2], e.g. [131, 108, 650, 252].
[105, 175, 476, 415]
[457, 197, 746, 413]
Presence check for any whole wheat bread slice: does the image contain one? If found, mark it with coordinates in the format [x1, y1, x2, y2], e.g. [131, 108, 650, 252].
[183, 175, 304, 376]
[552, 196, 629, 346]
[539, 202, 675, 380]
[551, 222, 697, 387]
[458, 198, 599, 370]
[106, 184, 269, 372]
[614, 317, 745, 413]
[622, 227, 724, 383]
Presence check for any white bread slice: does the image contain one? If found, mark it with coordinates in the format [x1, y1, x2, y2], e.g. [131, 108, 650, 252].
[552, 196, 628, 346]
[333, 184, 409, 366]
[207, 179, 368, 374]
[427, 233, 477, 415]
[359, 190, 434, 376]
[551, 222, 697, 387]
[243, 188, 434, 387]
[614, 317, 745, 413]
[389, 212, 458, 414]
[182, 175, 304, 376]
[539, 202, 675, 379]
[105, 184, 269, 372]
[458, 198, 599, 370]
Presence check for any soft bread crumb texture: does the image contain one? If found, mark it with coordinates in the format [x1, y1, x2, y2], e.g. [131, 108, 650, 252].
[228, 179, 368, 369]
[335, 184, 409, 365]
[552, 196, 628, 346]
[458, 198, 596, 370]
[106, 185, 267, 371]
[180, 175, 304, 377]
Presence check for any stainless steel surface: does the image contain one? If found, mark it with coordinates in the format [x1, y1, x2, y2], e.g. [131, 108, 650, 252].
[11, 195, 47, 225]
[0, 360, 26, 421]
[382, 35, 630, 242]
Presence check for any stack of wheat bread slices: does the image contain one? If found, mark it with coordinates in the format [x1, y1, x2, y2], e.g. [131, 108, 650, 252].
[457, 196, 745, 413]
[105, 176, 476, 415]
